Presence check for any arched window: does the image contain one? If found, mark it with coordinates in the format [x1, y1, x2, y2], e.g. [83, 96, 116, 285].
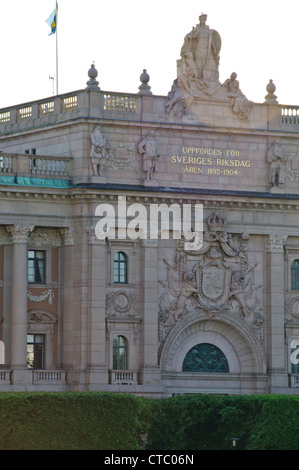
[113, 336, 128, 370]
[291, 260, 299, 290]
[182, 343, 229, 373]
[114, 252, 128, 284]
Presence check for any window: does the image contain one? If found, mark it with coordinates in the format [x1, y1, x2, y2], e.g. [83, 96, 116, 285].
[27, 334, 45, 369]
[113, 336, 128, 370]
[28, 250, 46, 283]
[182, 343, 229, 373]
[114, 252, 127, 283]
[291, 260, 299, 290]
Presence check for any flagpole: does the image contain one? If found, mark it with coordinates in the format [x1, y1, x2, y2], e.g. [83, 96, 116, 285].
[56, 4, 58, 95]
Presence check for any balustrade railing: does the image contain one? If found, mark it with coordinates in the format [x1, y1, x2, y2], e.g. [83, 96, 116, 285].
[281, 106, 299, 124]
[30, 156, 69, 177]
[0, 370, 11, 382]
[0, 155, 13, 173]
[110, 370, 138, 385]
[103, 93, 137, 112]
[32, 370, 67, 384]
[0, 153, 72, 185]
[288, 374, 299, 387]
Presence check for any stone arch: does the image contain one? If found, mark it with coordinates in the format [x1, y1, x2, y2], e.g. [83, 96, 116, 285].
[159, 312, 266, 375]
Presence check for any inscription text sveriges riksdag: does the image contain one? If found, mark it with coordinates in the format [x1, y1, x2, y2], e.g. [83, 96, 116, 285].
[171, 146, 251, 176]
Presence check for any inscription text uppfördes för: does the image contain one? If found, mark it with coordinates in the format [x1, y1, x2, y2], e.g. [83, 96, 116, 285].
[171, 146, 251, 176]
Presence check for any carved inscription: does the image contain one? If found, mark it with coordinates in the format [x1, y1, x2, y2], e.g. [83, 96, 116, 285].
[171, 146, 251, 176]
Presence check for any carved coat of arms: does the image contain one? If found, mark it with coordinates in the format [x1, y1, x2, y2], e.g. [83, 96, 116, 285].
[159, 213, 263, 342]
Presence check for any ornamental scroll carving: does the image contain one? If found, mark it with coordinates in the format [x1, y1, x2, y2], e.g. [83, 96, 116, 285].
[159, 213, 263, 342]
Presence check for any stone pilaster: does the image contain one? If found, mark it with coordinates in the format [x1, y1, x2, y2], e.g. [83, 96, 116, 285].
[265, 233, 288, 390]
[140, 239, 162, 388]
[60, 227, 74, 374]
[85, 226, 108, 388]
[6, 225, 33, 381]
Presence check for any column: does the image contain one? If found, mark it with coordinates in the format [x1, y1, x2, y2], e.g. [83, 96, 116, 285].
[7, 225, 33, 382]
[265, 234, 288, 390]
[141, 239, 162, 390]
[86, 226, 108, 388]
[60, 227, 74, 374]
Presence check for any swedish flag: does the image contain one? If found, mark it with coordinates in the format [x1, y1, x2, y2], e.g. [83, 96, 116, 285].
[46, 2, 58, 35]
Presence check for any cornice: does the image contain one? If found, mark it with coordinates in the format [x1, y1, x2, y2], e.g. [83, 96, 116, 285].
[1, 184, 299, 214]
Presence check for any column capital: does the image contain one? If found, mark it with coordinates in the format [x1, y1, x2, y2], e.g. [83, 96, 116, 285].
[60, 227, 74, 246]
[6, 224, 34, 243]
[86, 226, 106, 245]
[265, 233, 288, 253]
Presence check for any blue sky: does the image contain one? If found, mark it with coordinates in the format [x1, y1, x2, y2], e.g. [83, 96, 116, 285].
[1, 0, 299, 107]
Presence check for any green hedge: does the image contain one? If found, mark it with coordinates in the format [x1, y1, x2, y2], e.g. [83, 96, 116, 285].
[147, 394, 299, 450]
[0, 392, 154, 450]
[0, 392, 299, 450]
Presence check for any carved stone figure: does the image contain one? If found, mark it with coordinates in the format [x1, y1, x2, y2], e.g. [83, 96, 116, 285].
[267, 140, 288, 186]
[223, 72, 252, 120]
[165, 15, 252, 120]
[90, 125, 110, 177]
[137, 131, 160, 180]
[180, 13, 221, 94]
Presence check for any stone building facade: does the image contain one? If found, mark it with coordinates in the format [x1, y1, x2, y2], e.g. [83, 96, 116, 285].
[0, 15, 299, 396]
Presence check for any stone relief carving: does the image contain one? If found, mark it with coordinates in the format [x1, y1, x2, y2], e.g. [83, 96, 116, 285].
[28, 311, 57, 323]
[266, 140, 299, 186]
[267, 140, 288, 186]
[165, 14, 252, 120]
[27, 289, 54, 305]
[29, 228, 61, 247]
[106, 290, 139, 318]
[105, 142, 136, 172]
[90, 126, 136, 176]
[137, 131, 160, 180]
[159, 213, 263, 343]
[285, 296, 299, 323]
[90, 125, 111, 177]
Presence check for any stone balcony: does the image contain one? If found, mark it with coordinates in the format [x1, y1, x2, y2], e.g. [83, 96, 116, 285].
[0, 152, 72, 189]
